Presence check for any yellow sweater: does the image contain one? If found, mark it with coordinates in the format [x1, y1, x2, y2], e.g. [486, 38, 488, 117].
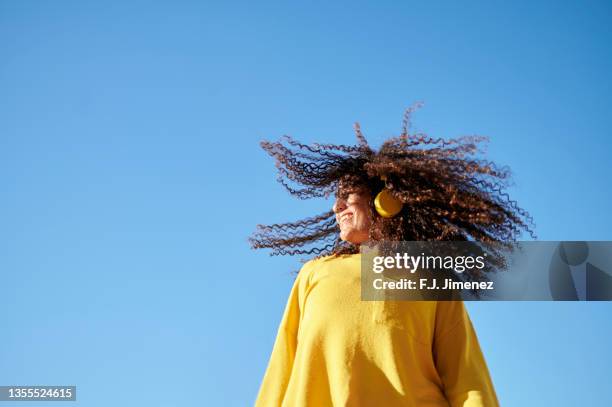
[255, 253, 500, 407]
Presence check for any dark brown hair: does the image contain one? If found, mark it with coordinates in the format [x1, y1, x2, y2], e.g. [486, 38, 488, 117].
[249, 104, 535, 262]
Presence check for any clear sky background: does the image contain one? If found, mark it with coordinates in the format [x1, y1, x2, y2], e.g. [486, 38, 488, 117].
[1, 1, 611, 406]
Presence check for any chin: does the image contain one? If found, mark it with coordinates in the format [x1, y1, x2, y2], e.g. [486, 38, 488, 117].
[339, 232, 352, 243]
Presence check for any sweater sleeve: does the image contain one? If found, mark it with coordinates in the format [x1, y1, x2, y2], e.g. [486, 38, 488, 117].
[433, 301, 500, 407]
[254, 263, 310, 407]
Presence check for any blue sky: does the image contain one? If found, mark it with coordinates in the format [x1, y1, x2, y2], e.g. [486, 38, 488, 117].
[1, 1, 611, 406]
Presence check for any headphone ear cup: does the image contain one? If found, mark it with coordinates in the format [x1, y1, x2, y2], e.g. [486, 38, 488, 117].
[374, 189, 403, 218]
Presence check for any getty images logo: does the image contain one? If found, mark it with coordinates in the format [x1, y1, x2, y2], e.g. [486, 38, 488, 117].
[549, 241, 612, 300]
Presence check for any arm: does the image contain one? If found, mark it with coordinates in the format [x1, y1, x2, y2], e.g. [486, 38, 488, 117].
[433, 301, 500, 407]
[254, 265, 309, 407]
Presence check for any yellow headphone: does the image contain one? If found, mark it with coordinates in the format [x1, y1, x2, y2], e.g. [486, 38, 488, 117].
[374, 175, 403, 218]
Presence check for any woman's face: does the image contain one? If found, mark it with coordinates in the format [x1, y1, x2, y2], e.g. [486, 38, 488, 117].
[333, 189, 372, 244]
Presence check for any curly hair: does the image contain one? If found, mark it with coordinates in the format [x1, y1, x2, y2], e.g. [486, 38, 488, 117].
[249, 104, 536, 266]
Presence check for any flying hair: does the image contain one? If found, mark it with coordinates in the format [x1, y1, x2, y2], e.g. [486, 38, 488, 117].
[249, 103, 536, 263]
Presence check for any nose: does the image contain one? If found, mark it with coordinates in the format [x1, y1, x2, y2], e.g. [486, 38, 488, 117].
[333, 199, 347, 214]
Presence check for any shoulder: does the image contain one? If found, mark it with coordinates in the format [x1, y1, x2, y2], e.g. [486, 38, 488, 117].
[435, 300, 468, 321]
[294, 254, 349, 282]
[299, 253, 359, 274]
[296, 255, 333, 279]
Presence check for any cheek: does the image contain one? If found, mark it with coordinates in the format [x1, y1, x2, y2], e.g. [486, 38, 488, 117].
[356, 207, 372, 229]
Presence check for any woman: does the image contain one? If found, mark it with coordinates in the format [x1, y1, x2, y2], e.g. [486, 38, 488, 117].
[250, 106, 534, 406]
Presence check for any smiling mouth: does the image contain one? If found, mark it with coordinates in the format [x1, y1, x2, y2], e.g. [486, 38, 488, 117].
[339, 214, 353, 227]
